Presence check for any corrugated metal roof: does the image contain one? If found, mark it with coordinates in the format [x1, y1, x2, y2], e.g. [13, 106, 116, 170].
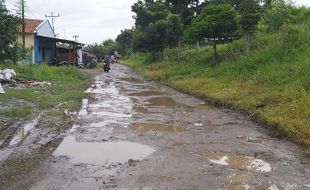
[18, 19, 44, 34]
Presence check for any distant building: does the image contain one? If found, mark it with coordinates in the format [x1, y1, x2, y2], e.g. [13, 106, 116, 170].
[18, 19, 83, 65]
[18, 19, 55, 63]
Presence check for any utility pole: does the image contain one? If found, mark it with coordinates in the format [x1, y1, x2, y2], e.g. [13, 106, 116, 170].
[73, 35, 79, 42]
[45, 12, 60, 33]
[21, 0, 25, 47]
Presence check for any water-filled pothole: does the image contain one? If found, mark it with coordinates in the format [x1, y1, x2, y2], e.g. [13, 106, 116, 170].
[131, 123, 185, 132]
[129, 91, 167, 97]
[199, 152, 271, 172]
[148, 97, 177, 107]
[54, 136, 155, 165]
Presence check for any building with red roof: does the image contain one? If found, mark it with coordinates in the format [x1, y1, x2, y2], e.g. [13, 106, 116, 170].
[18, 19, 83, 65]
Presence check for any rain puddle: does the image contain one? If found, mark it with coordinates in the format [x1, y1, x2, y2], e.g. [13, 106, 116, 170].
[226, 175, 252, 190]
[129, 91, 167, 97]
[131, 123, 185, 132]
[54, 136, 155, 165]
[133, 106, 154, 114]
[148, 97, 177, 107]
[226, 175, 279, 190]
[119, 77, 142, 83]
[78, 99, 88, 116]
[201, 152, 271, 172]
[9, 115, 41, 147]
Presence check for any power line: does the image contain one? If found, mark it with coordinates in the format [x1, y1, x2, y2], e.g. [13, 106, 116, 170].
[73, 35, 79, 42]
[26, 7, 39, 19]
[45, 12, 60, 33]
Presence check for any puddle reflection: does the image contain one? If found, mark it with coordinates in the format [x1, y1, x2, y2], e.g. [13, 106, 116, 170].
[54, 136, 155, 165]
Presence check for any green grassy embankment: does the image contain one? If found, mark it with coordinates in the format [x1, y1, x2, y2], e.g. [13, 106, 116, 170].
[0, 64, 91, 188]
[123, 23, 310, 155]
[0, 64, 89, 126]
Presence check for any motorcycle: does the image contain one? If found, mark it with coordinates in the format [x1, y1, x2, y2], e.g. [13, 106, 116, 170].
[103, 57, 111, 73]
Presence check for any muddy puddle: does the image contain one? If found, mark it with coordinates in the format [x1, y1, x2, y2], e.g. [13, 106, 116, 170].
[129, 91, 167, 97]
[148, 97, 177, 107]
[133, 106, 154, 114]
[21, 64, 310, 190]
[131, 123, 186, 132]
[200, 152, 271, 172]
[53, 136, 155, 165]
[119, 77, 142, 83]
[226, 174, 279, 190]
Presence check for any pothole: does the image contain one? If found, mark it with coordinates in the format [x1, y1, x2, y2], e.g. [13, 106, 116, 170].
[199, 152, 272, 172]
[53, 136, 155, 165]
[130, 123, 186, 132]
[148, 97, 177, 107]
[129, 91, 167, 97]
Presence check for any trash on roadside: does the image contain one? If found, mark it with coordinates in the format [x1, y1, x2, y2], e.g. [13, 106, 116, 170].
[0, 69, 52, 91]
[30, 81, 52, 87]
[0, 83, 5, 94]
[0, 69, 16, 82]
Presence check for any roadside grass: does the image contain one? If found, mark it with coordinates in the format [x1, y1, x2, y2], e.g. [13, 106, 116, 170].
[0, 64, 92, 188]
[0, 64, 89, 122]
[123, 22, 310, 150]
[0, 105, 33, 119]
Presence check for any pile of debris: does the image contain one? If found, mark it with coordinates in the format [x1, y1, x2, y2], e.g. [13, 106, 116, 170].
[0, 69, 16, 94]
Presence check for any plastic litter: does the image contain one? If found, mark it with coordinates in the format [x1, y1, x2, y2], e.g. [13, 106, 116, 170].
[30, 81, 52, 87]
[0, 83, 5, 94]
[0, 68, 16, 81]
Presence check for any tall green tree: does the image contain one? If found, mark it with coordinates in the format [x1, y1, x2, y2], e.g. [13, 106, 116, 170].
[185, 4, 238, 57]
[132, 0, 170, 30]
[166, 0, 200, 26]
[116, 29, 135, 57]
[263, 0, 294, 32]
[84, 43, 104, 61]
[144, 19, 169, 59]
[239, 0, 261, 51]
[101, 39, 118, 55]
[167, 14, 183, 46]
[0, 0, 21, 63]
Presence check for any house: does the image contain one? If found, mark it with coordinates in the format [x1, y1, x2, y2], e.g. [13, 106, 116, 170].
[18, 19, 83, 65]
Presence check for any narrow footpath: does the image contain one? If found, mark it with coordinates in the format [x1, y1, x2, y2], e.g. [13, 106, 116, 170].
[26, 64, 310, 190]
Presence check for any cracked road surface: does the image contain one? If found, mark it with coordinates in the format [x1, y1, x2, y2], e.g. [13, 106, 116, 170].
[28, 64, 310, 190]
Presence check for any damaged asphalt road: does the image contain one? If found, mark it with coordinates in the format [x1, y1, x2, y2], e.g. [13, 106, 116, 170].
[18, 64, 310, 190]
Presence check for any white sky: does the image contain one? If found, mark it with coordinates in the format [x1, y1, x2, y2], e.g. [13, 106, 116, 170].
[5, 0, 310, 45]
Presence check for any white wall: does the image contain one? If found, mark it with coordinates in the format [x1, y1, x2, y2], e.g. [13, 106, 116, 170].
[36, 20, 55, 38]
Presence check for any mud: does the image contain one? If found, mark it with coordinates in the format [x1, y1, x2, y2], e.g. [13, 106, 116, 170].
[131, 123, 185, 132]
[10, 64, 310, 190]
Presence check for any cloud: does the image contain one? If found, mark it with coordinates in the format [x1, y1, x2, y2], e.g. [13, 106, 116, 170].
[6, 0, 137, 44]
[6, 0, 309, 44]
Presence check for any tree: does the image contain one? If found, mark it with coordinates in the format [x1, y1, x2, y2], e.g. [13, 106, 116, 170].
[167, 14, 183, 47]
[132, 0, 170, 30]
[239, 0, 261, 51]
[185, 4, 238, 57]
[144, 19, 169, 59]
[263, 0, 294, 32]
[84, 43, 104, 62]
[101, 39, 118, 55]
[116, 29, 135, 57]
[0, 1, 21, 63]
[166, 0, 200, 26]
